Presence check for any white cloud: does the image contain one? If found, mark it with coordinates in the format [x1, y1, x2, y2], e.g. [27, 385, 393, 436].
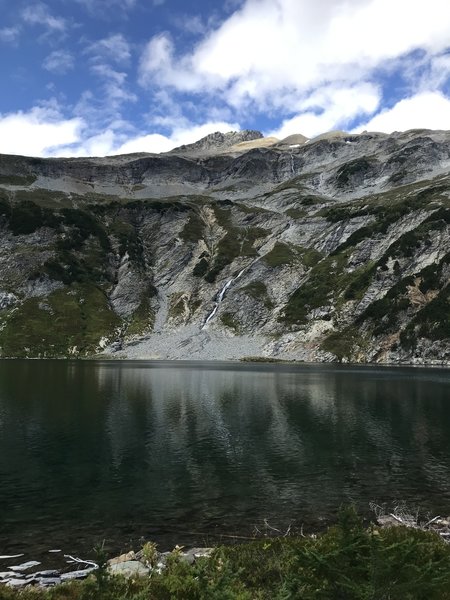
[271, 83, 381, 138]
[80, 35, 135, 121]
[419, 53, 450, 91]
[113, 120, 240, 155]
[43, 50, 75, 74]
[52, 130, 118, 158]
[141, 0, 450, 98]
[86, 34, 131, 65]
[90, 64, 137, 109]
[0, 98, 239, 158]
[74, 0, 137, 16]
[139, 0, 450, 133]
[0, 26, 20, 43]
[22, 2, 67, 32]
[353, 91, 450, 133]
[0, 107, 83, 156]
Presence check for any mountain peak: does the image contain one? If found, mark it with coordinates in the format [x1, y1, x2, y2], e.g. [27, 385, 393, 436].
[169, 130, 263, 155]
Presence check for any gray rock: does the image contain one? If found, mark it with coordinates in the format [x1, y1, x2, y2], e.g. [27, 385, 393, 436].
[0, 128, 449, 365]
[6, 578, 34, 588]
[0, 292, 17, 310]
[60, 567, 96, 581]
[9, 561, 41, 572]
[37, 577, 62, 587]
[180, 548, 214, 565]
[108, 561, 149, 578]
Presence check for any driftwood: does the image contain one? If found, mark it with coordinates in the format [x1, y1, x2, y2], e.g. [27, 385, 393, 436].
[370, 502, 450, 543]
[64, 554, 98, 569]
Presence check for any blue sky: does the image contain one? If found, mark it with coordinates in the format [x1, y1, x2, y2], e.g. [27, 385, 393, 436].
[0, 0, 449, 157]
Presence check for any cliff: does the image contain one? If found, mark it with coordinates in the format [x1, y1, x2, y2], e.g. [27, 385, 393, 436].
[0, 128, 448, 363]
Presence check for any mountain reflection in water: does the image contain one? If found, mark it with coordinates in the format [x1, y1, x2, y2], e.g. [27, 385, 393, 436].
[0, 360, 449, 558]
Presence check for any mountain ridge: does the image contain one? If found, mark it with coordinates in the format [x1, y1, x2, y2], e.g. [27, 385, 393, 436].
[0, 128, 448, 364]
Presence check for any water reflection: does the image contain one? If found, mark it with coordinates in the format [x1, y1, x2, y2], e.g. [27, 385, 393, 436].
[0, 361, 449, 557]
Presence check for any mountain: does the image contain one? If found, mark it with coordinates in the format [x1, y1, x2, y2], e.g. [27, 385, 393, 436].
[0, 128, 449, 364]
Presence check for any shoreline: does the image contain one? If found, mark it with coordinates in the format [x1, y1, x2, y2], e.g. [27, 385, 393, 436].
[3, 507, 450, 592]
[0, 356, 449, 369]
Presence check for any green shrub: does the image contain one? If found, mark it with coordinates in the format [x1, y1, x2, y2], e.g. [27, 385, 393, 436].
[0, 284, 119, 358]
[180, 212, 204, 243]
[241, 281, 273, 308]
[336, 157, 374, 187]
[2, 508, 450, 599]
[193, 257, 209, 278]
[220, 312, 240, 332]
[283, 254, 348, 325]
[263, 242, 295, 267]
[359, 276, 414, 335]
[205, 207, 267, 282]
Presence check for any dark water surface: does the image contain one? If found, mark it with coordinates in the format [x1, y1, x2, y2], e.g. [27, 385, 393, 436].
[1, 360, 450, 559]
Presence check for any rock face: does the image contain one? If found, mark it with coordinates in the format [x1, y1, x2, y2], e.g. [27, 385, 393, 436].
[0, 128, 449, 364]
[169, 129, 264, 155]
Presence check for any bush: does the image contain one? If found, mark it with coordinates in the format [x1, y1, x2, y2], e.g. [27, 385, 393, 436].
[3, 508, 450, 599]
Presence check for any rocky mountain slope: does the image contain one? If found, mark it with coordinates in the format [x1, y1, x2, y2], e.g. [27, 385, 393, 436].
[0, 128, 449, 363]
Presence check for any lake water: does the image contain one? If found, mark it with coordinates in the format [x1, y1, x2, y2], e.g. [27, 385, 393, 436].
[1, 360, 450, 561]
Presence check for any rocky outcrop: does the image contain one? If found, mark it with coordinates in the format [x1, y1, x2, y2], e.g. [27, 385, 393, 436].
[169, 129, 263, 155]
[0, 128, 448, 363]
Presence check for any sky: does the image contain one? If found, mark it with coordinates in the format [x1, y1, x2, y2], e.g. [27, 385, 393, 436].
[0, 0, 449, 157]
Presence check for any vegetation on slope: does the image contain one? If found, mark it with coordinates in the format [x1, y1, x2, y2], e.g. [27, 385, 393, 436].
[204, 206, 268, 282]
[0, 168, 449, 361]
[282, 184, 449, 359]
[0, 285, 120, 358]
[3, 508, 450, 599]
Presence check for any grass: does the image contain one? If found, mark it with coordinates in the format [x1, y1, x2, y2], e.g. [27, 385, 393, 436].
[320, 327, 367, 361]
[220, 312, 240, 332]
[179, 212, 205, 243]
[0, 284, 120, 358]
[263, 242, 296, 267]
[205, 207, 268, 282]
[3, 507, 450, 599]
[343, 261, 377, 301]
[357, 276, 414, 336]
[109, 220, 144, 264]
[336, 156, 375, 187]
[401, 283, 450, 349]
[240, 281, 274, 309]
[282, 252, 350, 325]
[284, 207, 307, 219]
[0, 173, 37, 186]
[125, 296, 155, 337]
[168, 292, 186, 319]
[240, 356, 288, 363]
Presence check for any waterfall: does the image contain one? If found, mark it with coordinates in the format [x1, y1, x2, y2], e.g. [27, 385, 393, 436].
[202, 269, 245, 329]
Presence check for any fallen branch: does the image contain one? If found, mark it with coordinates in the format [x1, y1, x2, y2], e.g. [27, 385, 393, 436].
[424, 516, 441, 528]
[389, 513, 406, 525]
[63, 555, 98, 569]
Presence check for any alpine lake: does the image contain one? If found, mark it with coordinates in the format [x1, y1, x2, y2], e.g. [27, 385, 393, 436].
[1, 360, 450, 564]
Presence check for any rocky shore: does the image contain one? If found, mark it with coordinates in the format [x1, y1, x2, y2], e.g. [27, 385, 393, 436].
[3, 505, 450, 591]
[0, 546, 214, 590]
